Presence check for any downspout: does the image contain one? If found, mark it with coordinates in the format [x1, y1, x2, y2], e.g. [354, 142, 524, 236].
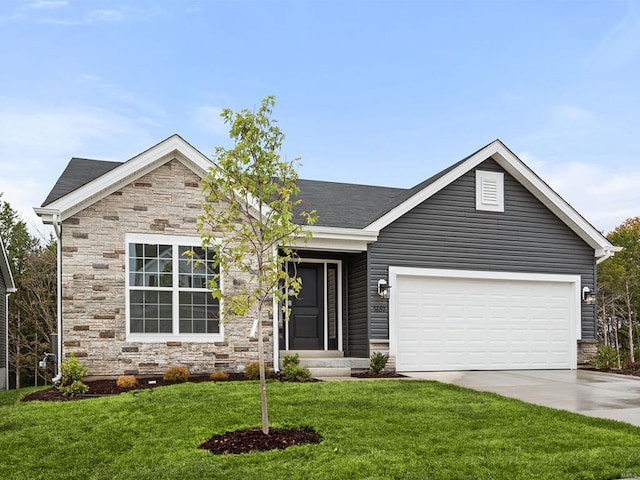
[51, 214, 62, 383]
[272, 245, 279, 372]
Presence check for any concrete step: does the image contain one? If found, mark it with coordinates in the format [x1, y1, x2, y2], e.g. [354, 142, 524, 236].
[297, 357, 370, 369]
[280, 350, 344, 358]
[307, 367, 352, 377]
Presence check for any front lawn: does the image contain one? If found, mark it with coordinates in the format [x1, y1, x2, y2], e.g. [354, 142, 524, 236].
[1, 380, 639, 479]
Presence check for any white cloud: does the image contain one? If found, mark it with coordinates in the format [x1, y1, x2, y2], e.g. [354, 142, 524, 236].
[191, 105, 227, 136]
[518, 151, 640, 235]
[0, 104, 156, 234]
[588, 3, 640, 69]
[26, 0, 68, 10]
[88, 9, 124, 22]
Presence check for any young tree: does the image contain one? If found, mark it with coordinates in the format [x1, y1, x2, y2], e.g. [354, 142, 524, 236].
[198, 96, 317, 434]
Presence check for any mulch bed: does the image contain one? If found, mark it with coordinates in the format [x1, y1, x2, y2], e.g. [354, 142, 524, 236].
[21, 373, 260, 402]
[200, 427, 322, 455]
[351, 371, 406, 379]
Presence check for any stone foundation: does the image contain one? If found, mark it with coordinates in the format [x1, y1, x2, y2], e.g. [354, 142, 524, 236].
[577, 339, 598, 365]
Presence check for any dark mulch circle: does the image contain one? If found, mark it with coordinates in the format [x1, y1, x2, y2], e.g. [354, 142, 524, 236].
[200, 426, 322, 455]
[351, 371, 406, 379]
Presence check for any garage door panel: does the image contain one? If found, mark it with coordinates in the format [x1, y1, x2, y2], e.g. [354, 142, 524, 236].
[394, 273, 575, 371]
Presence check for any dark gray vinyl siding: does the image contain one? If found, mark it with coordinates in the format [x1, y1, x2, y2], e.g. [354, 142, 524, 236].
[369, 158, 596, 340]
[0, 273, 5, 369]
[346, 252, 369, 357]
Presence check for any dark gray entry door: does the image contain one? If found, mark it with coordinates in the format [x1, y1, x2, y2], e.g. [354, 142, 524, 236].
[290, 263, 324, 350]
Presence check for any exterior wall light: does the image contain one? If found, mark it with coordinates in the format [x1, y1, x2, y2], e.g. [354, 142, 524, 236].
[377, 279, 391, 298]
[582, 286, 596, 304]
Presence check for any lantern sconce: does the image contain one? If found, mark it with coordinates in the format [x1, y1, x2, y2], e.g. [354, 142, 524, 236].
[377, 279, 391, 298]
[582, 286, 596, 304]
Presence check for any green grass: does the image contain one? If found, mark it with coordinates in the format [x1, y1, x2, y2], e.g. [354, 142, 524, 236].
[1, 380, 640, 480]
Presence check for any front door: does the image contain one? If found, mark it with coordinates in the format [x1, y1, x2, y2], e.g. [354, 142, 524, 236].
[290, 263, 324, 350]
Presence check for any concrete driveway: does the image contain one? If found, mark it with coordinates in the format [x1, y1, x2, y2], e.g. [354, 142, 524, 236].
[402, 369, 640, 427]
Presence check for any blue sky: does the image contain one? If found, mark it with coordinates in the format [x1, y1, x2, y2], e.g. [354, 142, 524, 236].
[0, 0, 639, 237]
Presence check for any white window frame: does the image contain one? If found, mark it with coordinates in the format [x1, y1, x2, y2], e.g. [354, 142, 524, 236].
[476, 170, 504, 212]
[125, 233, 224, 343]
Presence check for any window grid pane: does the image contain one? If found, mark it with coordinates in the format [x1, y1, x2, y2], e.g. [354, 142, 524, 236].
[129, 289, 173, 333]
[129, 242, 220, 336]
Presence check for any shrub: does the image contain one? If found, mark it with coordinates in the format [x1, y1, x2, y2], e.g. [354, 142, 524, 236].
[163, 366, 190, 383]
[282, 353, 300, 369]
[56, 353, 89, 396]
[244, 361, 270, 380]
[282, 363, 312, 382]
[59, 352, 88, 386]
[591, 345, 621, 370]
[370, 352, 388, 374]
[280, 354, 311, 382]
[58, 380, 89, 397]
[209, 370, 230, 382]
[116, 375, 139, 389]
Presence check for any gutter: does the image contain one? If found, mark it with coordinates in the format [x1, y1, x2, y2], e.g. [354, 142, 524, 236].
[595, 246, 623, 265]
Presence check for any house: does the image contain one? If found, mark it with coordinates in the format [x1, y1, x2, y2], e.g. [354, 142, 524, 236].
[35, 135, 618, 377]
[0, 235, 16, 390]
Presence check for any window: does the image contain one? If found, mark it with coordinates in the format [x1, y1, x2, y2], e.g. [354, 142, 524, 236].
[475, 170, 504, 212]
[126, 234, 221, 341]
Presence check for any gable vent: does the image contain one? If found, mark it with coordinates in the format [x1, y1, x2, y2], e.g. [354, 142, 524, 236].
[476, 170, 504, 212]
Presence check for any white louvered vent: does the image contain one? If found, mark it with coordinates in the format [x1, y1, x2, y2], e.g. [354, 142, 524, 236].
[476, 170, 504, 212]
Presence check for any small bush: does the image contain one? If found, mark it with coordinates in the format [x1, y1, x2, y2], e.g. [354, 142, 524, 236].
[59, 380, 89, 397]
[370, 352, 388, 374]
[59, 353, 88, 386]
[163, 366, 190, 383]
[116, 375, 139, 389]
[209, 371, 230, 382]
[282, 353, 301, 368]
[591, 345, 621, 370]
[282, 363, 312, 382]
[244, 361, 270, 380]
[56, 353, 89, 396]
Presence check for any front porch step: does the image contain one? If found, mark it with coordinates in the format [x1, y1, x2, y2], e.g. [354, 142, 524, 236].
[307, 367, 352, 378]
[280, 351, 369, 377]
[280, 350, 344, 358]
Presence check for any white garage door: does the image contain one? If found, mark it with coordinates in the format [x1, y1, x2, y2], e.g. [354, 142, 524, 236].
[390, 268, 579, 371]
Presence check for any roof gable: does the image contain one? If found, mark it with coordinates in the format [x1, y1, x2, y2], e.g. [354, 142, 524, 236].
[366, 139, 617, 255]
[36, 135, 213, 223]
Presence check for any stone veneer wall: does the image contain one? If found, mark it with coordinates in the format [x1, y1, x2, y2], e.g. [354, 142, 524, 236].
[61, 158, 271, 378]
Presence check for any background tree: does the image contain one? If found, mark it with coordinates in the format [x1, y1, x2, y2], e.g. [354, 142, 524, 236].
[597, 217, 640, 367]
[198, 96, 317, 434]
[0, 196, 57, 388]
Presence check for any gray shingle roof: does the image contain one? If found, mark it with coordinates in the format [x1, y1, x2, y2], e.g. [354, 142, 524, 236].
[294, 179, 406, 228]
[42, 155, 458, 229]
[42, 158, 122, 207]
